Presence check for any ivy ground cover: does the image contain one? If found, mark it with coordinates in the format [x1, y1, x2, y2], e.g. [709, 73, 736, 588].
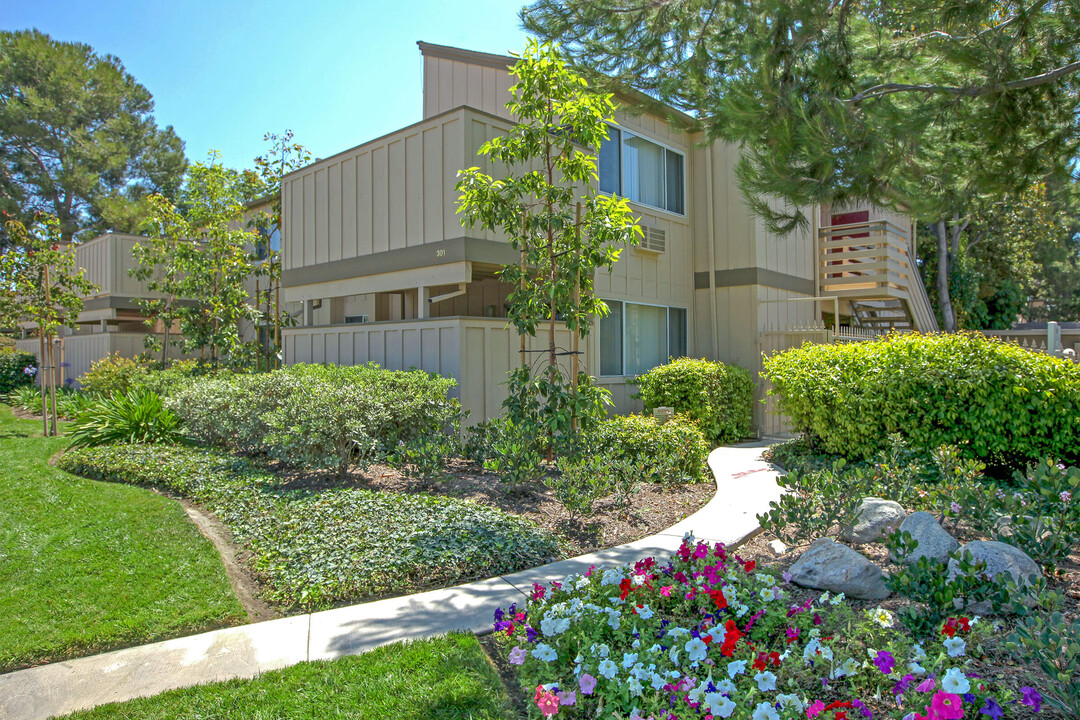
[495, 535, 1043, 720]
[59, 443, 562, 609]
[0, 408, 244, 672]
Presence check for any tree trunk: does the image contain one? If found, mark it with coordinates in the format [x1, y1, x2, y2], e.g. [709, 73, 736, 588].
[38, 331, 47, 437]
[933, 219, 957, 332]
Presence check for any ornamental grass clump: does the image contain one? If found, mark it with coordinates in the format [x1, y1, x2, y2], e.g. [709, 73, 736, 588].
[493, 535, 1040, 719]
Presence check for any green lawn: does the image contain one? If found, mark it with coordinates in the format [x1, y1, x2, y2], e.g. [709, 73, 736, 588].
[0, 407, 245, 672]
[61, 632, 515, 719]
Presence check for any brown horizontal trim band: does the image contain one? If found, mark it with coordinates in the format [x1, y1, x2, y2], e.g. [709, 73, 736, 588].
[418, 41, 516, 72]
[80, 296, 198, 312]
[692, 268, 815, 295]
[282, 237, 519, 288]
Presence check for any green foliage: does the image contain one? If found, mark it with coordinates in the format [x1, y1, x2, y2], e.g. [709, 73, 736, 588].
[167, 364, 463, 476]
[1007, 610, 1080, 716]
[0, 29, 185, 244]
[135, 152, 262, 366]
[954, 459, 1080, 573]
[633, 357, 753, 444]
[456, 40, 639, 444]
[7, 384, 41, 413]
[587, 413, 710, 486]
[60, 443, 561, 610]
[550, 455, 612, 521]
[0, 351, 36, 394]
[885, 530, 1037, 637]
[481, 417, 548, 487]
[763, 332, 1080, 465]
[78, 352, 151, 398]
[67, 390, 185, 448]
[387, 433, 459, 488]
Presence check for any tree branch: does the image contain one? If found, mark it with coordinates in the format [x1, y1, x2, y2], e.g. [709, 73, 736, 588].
[846, 60, 1080, 103]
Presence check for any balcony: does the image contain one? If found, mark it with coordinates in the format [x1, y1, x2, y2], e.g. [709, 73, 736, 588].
[818, 220, 937, 333]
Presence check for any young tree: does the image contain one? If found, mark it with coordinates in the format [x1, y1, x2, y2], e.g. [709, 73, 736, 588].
[457, 40, 639, 446]
[0, 214, 96, 435]
[251, 131, 312, 369]
[524, 0, 1080, 331]
[134, 153, 261, 366]
[0, 30, 186, 246]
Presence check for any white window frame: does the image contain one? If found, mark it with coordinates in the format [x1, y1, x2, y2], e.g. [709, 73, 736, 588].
[599, 126, 687, 217]
[599, 299, 688, 377]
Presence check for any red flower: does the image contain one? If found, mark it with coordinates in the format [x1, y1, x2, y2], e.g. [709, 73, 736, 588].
[941, 622, 956, 638]
[743, 560, 756, 573]
[619, 578, 633, 601]
[720, 619, 742, 656]
[707, 589, 728, 610]
[957, 617, 971, 632]
[753, 655, 767, 671]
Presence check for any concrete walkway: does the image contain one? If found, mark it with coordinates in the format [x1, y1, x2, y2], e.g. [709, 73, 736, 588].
[0, 441, 784, 720]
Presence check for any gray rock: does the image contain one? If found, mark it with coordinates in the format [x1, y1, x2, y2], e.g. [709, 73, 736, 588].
[948, 540, 1043, 586]
[840, 497, 907, 544]
[789, 538, 891, 600]
[894, 511, 959, 565]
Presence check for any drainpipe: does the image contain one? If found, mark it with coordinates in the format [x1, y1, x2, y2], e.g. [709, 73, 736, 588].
[706, 147, 719, 360]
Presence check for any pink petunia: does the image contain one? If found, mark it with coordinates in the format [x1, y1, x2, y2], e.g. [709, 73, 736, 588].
[535, 687, 560, 717]
[931, 692, 964, 720]
[807, 700, 826, 718]
[916, 678, 937, 693]
[660, 586, 673, 597]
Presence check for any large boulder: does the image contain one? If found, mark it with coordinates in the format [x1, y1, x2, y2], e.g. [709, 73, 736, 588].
[840, 497, 907, 544]
[947, 540, 1043, 586]
[789, 538, 891, 600]
[894, 511, 959, 565]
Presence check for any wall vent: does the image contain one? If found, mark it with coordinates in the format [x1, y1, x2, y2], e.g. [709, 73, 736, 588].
[638, 225, 667, 253]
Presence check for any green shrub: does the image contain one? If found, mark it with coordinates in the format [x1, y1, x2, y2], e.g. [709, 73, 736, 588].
[59, 443, 562, 609]
[166, 372, 287, 453]
[78, 353, 151, 397]
[1007, 609, 1080, 716]
[67, 390, 185, 448]
[7, 384, 42, 413]
[633, 357, 753, 445]
[550, 455, 612, 520]
[0, 351, 37, 395]
[763, 332, 1080, 464]
[587, 413, 710, 485]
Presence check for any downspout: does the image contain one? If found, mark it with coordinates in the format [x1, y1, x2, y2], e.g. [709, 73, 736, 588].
[706, 147, 719, 360]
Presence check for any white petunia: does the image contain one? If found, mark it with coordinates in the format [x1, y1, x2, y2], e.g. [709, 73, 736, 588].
[597, 659, 618, 680]
[669, 646, 681, 667]
[622, 653, 639, 669]
[943, 637, 966, 658]
[727, 660, 748, 678]
[685, 637, 709, 663]
[777, 694, 804, 712]
[868, 607, 895, 628]
[706, 693, 737, 718]
[650, 672, 666, 690]
[531, 643, 558, 662]
[753, 700, 781, 720]
[908, 660, 927, 675]
[942, 667, 970, 694]
[636, 604, 655, 620]
[755, 671, 777, 691]
[601, 568, 624, 586]
[627, 677, 644, 697]
[715, 679, 736, 694]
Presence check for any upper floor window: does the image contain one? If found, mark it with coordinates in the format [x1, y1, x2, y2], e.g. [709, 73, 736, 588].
[599, 128, 685, 215]
[256, 226, 281, 261]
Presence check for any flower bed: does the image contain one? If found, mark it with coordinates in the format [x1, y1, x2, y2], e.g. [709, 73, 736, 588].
[493, 535, 1043, 719]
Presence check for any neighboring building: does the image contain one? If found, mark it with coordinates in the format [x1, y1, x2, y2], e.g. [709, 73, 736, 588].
[279, 42, 937, 434]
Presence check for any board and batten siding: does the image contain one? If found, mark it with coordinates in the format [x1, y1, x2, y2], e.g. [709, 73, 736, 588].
[74, 234, 164, 301]
[15, 332, 190, 387]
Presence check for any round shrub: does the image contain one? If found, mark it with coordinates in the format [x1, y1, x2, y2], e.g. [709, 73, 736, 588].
[633, 357, 753, 444]
[0, 351, 37, 395]
[587, 413, 710, 484]
[78, 352, 151, 398]
[763, 332, 1080, 464]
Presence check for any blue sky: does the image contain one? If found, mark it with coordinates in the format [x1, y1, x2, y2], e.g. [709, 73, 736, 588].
[1, 0, 531, 170]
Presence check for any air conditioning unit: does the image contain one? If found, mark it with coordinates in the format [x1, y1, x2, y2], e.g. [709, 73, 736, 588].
[637, 225, 667, 253]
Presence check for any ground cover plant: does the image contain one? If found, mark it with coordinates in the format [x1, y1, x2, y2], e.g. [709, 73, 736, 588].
[0, 407, 244, 673]
[763, 333, 1080, 467]
[59, 632, 513, 720]
[493, 535, 1047, 719]
[59, 443, 563, 609]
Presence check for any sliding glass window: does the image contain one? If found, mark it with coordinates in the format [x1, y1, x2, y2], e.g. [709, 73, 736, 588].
[600, 300, 688, 376]
[598, 129, 685, 215]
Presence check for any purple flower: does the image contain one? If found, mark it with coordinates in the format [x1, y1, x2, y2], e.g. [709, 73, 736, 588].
[23, 365, 36, 376]
[852, 698, 874, 718]
[979, 697, 1004, 719]
[556, 689, 576, 706]
[1020, 687, 1042, 713]
[508, 646, 526, 665]
[950, 502, 961, 513]
[1061, 491, 1072, 503]
[893, 674, 915, 696]
[916, 678, 936, 693]
[526, 626, 539, 643]
[813, 613, 823, 625]
[873, 650, 896, 675]
[579, 673, 597, 695]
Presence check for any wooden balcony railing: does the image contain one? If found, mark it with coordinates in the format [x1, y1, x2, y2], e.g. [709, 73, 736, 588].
[818, 220, 938, 332]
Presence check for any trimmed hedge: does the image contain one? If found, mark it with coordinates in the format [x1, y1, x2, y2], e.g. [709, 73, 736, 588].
[59, 444, 561, 609]
[587, 413, 711, 484]
[0, 351, 37, 395]
[633, 357, 753, 444]
[763, 332, 1080, 464]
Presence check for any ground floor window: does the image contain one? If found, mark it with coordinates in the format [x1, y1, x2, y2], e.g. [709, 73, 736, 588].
[599, 300, 687, 376]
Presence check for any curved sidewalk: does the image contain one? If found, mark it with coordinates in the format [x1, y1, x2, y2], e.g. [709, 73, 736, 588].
[0, 441, 784, 720]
